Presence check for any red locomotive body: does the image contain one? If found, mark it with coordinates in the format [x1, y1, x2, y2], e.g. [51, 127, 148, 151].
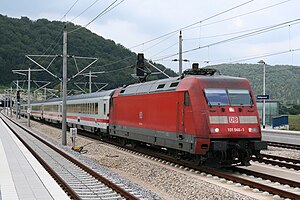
[109, 68, 267, 166]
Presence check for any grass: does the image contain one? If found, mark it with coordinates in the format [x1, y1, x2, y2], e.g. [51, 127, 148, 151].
[289, 115, 300, 131]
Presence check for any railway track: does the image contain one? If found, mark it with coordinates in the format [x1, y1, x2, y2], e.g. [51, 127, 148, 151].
[77, 130, 300, 199]
[125, 147, 300, 199]
[0, 114, 140, 200]
[54, 125, 300, 199]
[252, 154, 300, 171]
[7, 116, 300, 199]
[267, 141, 300, 150]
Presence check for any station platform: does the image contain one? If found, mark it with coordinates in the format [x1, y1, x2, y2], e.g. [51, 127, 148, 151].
[0, 117, 69, 200]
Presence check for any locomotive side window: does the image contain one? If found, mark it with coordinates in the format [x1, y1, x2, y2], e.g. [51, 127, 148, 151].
[170, 82, 179, 87]
[184, 92, 191, 106]
[204, 88, 229, 106]
[228, 89, 253, 106]
[157, 84, 165, 89]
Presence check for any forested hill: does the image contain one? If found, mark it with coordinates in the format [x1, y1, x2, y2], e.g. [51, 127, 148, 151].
[0, 14, 176, 91]
[210, 63, 300, 104]
[0, 15, 299, 104]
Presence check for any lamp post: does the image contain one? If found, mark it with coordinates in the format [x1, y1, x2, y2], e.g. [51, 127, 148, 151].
[258, 60, 266, 129]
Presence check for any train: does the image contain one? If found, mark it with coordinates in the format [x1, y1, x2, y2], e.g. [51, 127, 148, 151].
[20, 65, 267, 166]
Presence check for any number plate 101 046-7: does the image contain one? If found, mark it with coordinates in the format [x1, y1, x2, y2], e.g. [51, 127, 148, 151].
[228, 116, 239, 123]
[228, 127, 245, 132]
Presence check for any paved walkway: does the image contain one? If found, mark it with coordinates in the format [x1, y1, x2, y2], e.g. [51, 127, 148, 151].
[0, 117, 69, 200]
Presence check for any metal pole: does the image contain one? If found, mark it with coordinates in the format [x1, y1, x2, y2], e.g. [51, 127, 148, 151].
[179, 31, 183, 75]
[62, 25, 67, 146]
[27, 68, 31, 127]
[9, 87, 12, 117]
[89, 70, 92, 93]
[263, 63, 266, 129]
[16, 80, 19, 120]
[44, 87, 47, 100]
[4, 91, 6, 115]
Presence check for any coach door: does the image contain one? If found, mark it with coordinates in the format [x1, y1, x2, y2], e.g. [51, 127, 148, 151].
[103, 100, 108, 119]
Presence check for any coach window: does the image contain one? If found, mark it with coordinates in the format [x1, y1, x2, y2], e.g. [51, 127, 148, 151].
[78, 104, 80, 113]
[84, 103, 88, 114]
[83, 104, 86, 114]
[184, 92, 191, 106]
[95, 103, 98, 114]
[91, 103, 94, 114]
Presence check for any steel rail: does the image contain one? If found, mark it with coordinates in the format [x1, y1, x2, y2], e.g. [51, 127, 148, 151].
[259, 153, 300, 165]
[1, 114, 139, 200]
[75, 127, 300, 200]
[108, 141, 300, 200]
[252, 154, 300, 171]
[10, 115, 300, 199]
[267, 141, 300, 150]
[0, 115, 80, 200]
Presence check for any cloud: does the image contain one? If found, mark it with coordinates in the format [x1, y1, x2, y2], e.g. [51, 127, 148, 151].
[1, 0, 300, 70]
[90, 19, 152, 49]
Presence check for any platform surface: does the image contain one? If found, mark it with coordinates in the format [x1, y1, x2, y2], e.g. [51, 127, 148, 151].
[0, 118, 69, 200]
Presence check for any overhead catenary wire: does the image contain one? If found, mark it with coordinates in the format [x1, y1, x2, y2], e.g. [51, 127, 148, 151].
[60, 0, 81, 21]
[142, 32, 178, 53]
[130, 0, 292, 63]
[69, 0, 100, 22]
[152, 18, 300, 61]
[32, 0, 122, 65]
[92, 55, 135, 69]
[69, 0, 125, 34]
[184, 22, 294, 41]
[226, 48, 300, 64]
[149, 42, 179, 60]
[185, 0, 291, 32]
[32, 0, 80, 64]
[129, 0, 255, 50]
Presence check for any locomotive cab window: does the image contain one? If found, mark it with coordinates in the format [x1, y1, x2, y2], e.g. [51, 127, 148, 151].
[204, 88, 253, 106]
[204, 88, 229, 106]
[184, 92, 191, 106]
[228, 89, 253, 106]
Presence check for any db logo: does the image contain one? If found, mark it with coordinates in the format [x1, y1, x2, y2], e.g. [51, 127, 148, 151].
[228, 116, 239, 123]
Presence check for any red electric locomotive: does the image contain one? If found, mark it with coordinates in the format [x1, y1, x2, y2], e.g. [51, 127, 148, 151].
[109, 65, 267, 166]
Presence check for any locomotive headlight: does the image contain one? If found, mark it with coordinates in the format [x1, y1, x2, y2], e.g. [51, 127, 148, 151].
[229, 107, 235, 112]
[248, 128, 258, 133]
[211, 128, 220, 133]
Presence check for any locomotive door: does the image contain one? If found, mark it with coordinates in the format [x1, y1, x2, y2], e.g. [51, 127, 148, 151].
[176, 101, 184, 138]
[177, 91, 193, 138]
[176, 92, 189, 138]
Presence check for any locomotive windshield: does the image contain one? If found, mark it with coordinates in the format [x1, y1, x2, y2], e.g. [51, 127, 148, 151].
[227, 89, 253, 106]
[204, 88, 252, 106]
[204, 88, 229, 106]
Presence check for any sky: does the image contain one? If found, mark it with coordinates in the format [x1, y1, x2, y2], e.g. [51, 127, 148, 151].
[1, 0, 300, 72]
